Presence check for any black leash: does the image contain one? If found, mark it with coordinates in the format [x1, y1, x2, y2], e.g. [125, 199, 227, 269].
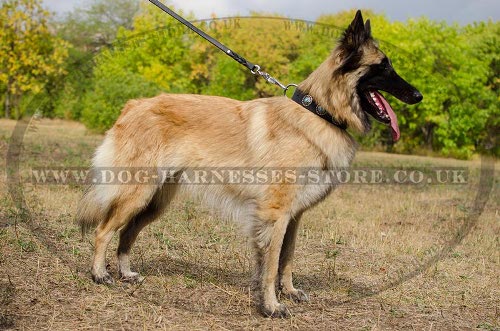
[147, 0, 347, 130]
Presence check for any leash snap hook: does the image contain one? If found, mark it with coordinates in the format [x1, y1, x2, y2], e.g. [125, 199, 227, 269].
[250, 65, 261, 75]
[251, 64, 287, 90]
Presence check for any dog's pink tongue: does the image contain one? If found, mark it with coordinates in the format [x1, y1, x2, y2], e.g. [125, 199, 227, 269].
[376, 92, 400, 142]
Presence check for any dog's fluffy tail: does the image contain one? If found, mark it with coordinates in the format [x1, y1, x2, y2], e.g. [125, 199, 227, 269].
[76, 185, 109, 234]
[77, 132, 118, 234]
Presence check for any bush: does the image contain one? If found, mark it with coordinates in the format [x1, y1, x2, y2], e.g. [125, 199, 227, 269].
[81, 62, 160, 133]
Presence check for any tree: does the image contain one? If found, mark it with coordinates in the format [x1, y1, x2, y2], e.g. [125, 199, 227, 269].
[58, 0, 140, 49]
[80, 3, 193, 131]
[0, 0, 69, 118]
[53, 0, 141, 120]
[383, 18, 496, 158]
[464, 21, 499, 156]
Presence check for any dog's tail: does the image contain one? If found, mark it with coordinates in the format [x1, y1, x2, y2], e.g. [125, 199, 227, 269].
[76, 133, 118, 234]
[76, 185, 110, 234]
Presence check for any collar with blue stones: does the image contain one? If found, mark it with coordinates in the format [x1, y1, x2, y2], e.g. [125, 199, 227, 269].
[291, 88, 347, 130]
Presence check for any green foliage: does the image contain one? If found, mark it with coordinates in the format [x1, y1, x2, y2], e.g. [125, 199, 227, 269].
[0, 0, 69, 118]
[201, 56, 255, 99]
[79, 3, 196, 130]
[53, 0, 140, 120]
[80, 52, 161, 132]
[374, 18, 498, 159]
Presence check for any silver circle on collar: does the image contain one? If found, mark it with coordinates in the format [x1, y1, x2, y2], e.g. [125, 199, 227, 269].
[302, 95, 313, 107]
[315, 105, 327, 116]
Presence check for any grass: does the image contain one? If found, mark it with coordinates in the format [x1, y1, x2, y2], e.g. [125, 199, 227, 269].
[0, 118, 498, 330]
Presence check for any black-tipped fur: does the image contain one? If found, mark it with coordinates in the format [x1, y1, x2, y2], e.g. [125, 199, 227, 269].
[336, 10, 373, 75]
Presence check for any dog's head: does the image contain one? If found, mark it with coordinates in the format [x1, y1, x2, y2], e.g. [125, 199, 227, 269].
[332, 10, 422, 141]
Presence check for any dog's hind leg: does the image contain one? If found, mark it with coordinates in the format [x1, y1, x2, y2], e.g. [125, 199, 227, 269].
[117, 184, 177, 283]
[116, 207, 158, 283]
[91, 187, 157, 284]
[278, 214, 309, 303]
[253, 214, 291, 318]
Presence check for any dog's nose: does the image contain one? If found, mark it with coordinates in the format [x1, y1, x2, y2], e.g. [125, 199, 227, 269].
[413, 91, 423, 103]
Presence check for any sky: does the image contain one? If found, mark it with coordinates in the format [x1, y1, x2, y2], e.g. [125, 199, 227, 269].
[43, 0, 499, 25]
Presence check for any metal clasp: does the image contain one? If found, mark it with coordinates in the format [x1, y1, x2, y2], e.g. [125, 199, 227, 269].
[251, 64, 288, 91]
[250, 64, 261, 75]
[251, 64, 298, 97]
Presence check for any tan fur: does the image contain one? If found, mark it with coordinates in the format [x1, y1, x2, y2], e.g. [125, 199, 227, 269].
[75, 17, 390, 317]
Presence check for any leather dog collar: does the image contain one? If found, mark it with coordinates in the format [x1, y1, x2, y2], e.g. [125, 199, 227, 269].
[291, 89, 347, 130]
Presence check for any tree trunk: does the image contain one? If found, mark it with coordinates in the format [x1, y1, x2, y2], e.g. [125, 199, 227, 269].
[14, 94, 20, 120]
[4, 90, 10, 119]
[421, 123, 435, 150]
[4, 76, 14, 119]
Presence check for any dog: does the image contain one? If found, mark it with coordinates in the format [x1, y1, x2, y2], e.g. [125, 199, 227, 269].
[77, 10, 422, 317]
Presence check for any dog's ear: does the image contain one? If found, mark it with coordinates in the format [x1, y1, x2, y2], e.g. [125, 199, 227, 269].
[340, 10, 371, 51]
[365, 19, 372, 38]
[335, 10, 373, 74]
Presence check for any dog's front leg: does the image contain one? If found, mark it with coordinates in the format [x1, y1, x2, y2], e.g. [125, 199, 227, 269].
[253, 215, 291, 318]
[278, 215, 309, 303]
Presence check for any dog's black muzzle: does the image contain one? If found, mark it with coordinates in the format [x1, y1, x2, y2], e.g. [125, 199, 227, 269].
[359, 60, 423, 105]
[375, 69, 423, 104]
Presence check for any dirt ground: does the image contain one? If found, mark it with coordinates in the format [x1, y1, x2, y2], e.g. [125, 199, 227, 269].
[0, 119, 498, 330]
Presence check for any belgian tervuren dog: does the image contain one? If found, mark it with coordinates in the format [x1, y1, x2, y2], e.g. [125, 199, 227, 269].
[77, 10, 422, 317]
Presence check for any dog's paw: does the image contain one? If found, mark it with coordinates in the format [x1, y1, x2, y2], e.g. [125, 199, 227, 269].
[260, 303, 291, 318]
[119, 271, 144, 284]
[286, 289, 310, 303]
[92, 272, 115, 285]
